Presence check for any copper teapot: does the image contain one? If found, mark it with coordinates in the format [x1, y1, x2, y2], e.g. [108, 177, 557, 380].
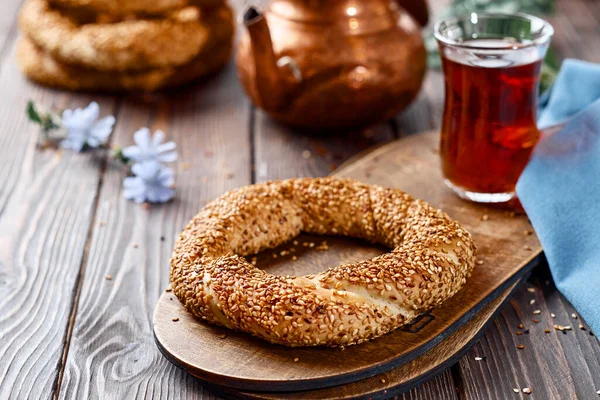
[236, 0, 429, 130]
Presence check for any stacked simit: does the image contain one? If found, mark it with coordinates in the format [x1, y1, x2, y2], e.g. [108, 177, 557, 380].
[16, 0, 234, 91]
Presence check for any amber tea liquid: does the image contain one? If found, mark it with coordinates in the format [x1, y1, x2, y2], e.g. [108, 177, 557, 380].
[439, 38, 544, 200]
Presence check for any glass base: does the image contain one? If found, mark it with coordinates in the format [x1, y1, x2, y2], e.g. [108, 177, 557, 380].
[444, 180, 516, 203]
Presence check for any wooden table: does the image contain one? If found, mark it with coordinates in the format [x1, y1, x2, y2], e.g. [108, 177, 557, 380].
[1, 0, 599, 398]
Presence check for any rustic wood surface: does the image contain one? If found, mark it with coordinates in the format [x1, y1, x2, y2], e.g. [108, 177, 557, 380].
[152, 130, 541, 393]
[0, 0, 599, 399]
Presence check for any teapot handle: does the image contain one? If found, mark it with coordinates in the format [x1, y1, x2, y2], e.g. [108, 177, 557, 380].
[394, 0, 429, 27]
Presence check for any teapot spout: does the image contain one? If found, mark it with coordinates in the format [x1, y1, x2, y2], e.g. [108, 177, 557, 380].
[243, 7, 298, 111]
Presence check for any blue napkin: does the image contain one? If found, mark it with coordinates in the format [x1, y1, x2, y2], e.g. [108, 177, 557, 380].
[517, 59, 600, 334]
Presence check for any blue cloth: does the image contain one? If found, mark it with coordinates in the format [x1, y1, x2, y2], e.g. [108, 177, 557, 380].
[516, 59, 600, 334]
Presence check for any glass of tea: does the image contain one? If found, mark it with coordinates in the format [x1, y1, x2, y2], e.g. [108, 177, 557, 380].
[434, 13, 553, 203]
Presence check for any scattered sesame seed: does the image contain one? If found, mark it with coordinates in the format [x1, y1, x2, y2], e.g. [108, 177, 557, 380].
[132, 242, 138, 248]
[513, 388, 520, 393]
[302, 150, 311, 159]
[532, 319, 539, 323]
[551, 313, 556, 318]
[172, 317, 179, 322]
[380, 378, 386, 383]
[518, 324, 524, 329]
[516, 331, 523, 335]
[476, 260, 484, 265]
[579, 324, 585, 330]
[524, 229, 533, 235]
[527, 288, 535, 293]
[293, 240, 298, 245]
[533, 310, 541, 315]
[292, 256, 297, 261]
[517, 344, 525, 349]
[293, 358, 299, 362]
[474, 356, 483, 361]
[522, 388, 532, 394]
[481, 214, 489, 221]
[529, 299, 535, 305]
[524, 245, 532, 251]
[105, 275, 112, 280]
[571, 313, 578, 319]
[219, 334, 227, 339]
[596, 389, 600, 395]
[544, 329, 551, 333]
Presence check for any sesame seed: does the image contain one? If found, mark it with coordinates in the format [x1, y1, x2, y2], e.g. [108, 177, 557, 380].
[529, 299, 535, 305]
[522, 388, 532, 394]
[172, 317, 179, 322]
[293, 358, 299, 362]
[132, 242, 138, 248]
[524, 229, 533, 235]
[551, 313, 556, 318]
[579, 324, 585, 330]
[380, 378, 386, 383]
[544, 329, 551, 333]
[524, 245, 532, 251]
[302, 150, 311, 159]
[219, 334, 227, 339]
[532, 319, 539, 323]
[527, 288, 535, 293]
[513, 388, 520, 393]
[533, 310, 541, 315]
[481, 214, 489, 221]
[516, 331, 523, 335]
[474, 356, 483, 361]
[105, 275, 112, 280]
[518, 323, 524, 329]
[517, 344, 525, 349]
[476, 260, 484, 265]
[572, 313, 578, 319]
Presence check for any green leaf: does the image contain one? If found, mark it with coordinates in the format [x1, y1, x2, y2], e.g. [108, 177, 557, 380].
[26, 100, 42, 124]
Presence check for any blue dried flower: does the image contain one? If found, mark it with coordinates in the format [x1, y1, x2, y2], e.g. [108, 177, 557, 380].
[122, 128, 177, 166]
[61, 102, 115, 152]
[123, 162, 175, 204]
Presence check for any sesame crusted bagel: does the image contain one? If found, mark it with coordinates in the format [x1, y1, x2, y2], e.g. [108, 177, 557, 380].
[17, 2, 233, 91]
[19, 0, 213, 72]
[48, 0, 224, 16]
[170, 177, 476, 347]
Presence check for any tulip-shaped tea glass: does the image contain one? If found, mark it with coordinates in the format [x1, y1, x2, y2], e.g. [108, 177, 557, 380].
[434, 13, 553, 203]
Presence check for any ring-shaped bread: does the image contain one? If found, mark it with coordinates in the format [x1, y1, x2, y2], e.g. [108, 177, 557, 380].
[17, 5, 233, 91]
[19, 0, 213, 72]
[170, 178, 476, 347]
[48, 0, 223, 16]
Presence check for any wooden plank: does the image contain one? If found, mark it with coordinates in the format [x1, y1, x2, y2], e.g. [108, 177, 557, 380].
[0, 36, 118, 400]
[254, 111, 397, 182]
[56, 58, 251, 397]
[457, 265, 600, 399]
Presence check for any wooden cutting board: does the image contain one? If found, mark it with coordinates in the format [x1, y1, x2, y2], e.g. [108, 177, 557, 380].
[153, 130, 542, 395]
